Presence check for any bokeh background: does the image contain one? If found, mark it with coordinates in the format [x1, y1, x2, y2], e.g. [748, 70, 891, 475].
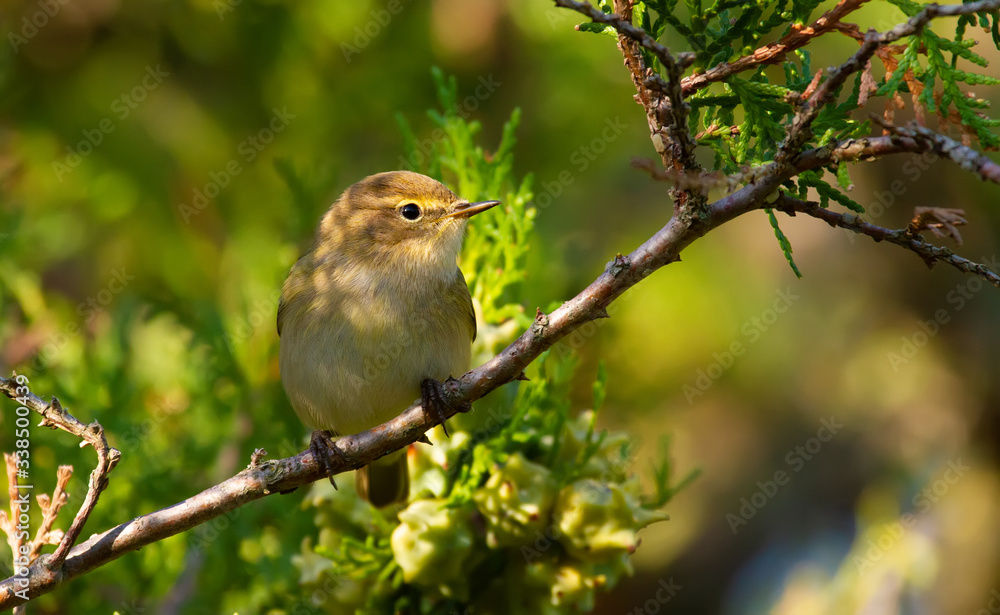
[1, 0, 999, 613]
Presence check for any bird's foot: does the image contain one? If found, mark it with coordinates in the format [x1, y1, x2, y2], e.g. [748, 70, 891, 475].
[420, 378, 470, 439]
[309, 429, 350, 489]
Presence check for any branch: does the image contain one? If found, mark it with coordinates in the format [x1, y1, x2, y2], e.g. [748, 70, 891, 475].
[908, 207, 968, 245]
[29, 467, 72, 562]
[873, 119, 1000, 184]
[773, 194, 1000, 286]
[0, 459, 72, 566]
[644, 131, 998, 223]
[680, 0, 872, 96]
[555, 0, 701, 185]
[0, 380, 121, 574]
[553, 0, 682, 73]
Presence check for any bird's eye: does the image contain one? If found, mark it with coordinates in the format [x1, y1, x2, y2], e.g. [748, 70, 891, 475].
[400, 203, 421, 220]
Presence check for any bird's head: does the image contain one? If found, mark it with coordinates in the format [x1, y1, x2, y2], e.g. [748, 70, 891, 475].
[319, 171, 499, 275]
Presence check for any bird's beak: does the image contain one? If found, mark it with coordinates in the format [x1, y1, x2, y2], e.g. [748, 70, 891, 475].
[445, 200, 501, 219]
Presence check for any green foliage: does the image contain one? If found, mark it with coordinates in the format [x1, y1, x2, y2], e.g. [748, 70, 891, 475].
[398, 68, 536, 362]
[288, 75, 693, 615]
[766, 209, 802, 278]
[293, 356, 690, 614]
[798, 170, 865, 213]
[876, 5, 1000, 149]
[956, 5, 1000, 50]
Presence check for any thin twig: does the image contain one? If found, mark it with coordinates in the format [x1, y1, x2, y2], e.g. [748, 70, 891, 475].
[873, 119, 1000, 183]
[908, 207, 968, 245]
[555, 0, 701, 180]
[0, 462, 74, 566]
[553, 0, 680, 72]
[773, 194, 1000, 286]
[29, 466, 72, 561]
[702, 130, 1000, 222]
[649, 130, 1000, 211]
[0, 379, 121, 570]
[680, 0, 872, 96]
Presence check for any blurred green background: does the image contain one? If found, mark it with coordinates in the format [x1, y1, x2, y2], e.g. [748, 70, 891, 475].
[2, 0, 1000, 613]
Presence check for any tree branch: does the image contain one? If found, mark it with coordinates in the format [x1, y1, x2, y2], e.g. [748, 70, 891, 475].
[2, 128, 997, 611]
[555, 0, 702, 189]
[773, 194, 1000, 286]
[872, 119, 1000, 183]
[680, 0, 872, 96]
[0, 379, 121, 574]
[0, 156, 833, 607]
[643, 131, 999, 223]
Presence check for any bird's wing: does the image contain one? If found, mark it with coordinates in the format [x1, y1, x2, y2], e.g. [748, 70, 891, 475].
[276, 292, 288, 337]
[277, 255, 311, 337]
[456, 268, 477, 342]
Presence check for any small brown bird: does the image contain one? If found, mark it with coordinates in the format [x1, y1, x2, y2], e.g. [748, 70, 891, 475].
[277, 171, 499, 506]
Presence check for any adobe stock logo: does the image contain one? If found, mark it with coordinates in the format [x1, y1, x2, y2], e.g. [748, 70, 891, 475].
[973, 588, 1000, 615]
[32, 268, 135, 370]
[339, 0, 411, 62]
[531, 116, 628, 211]
[887, 255, 998, 372]
[8, 0, 70, 52]
[726, 417, 843, 534]
[395, 74, 502, 171]
[853, 458, 969, 573]
[177, 107, 295, 223]
[51, 65, 169, 182]
[626, 578, 682, 615]
[683, 287, 799, 404]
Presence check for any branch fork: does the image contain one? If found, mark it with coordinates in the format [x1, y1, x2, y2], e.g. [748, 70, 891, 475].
[0, 378, 121, 577]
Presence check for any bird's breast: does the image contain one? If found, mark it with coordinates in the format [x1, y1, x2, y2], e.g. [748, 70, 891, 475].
[279, 262, 472, 436]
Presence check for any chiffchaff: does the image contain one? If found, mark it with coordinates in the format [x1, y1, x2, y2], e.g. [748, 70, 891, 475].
[278, 171, 499, 506]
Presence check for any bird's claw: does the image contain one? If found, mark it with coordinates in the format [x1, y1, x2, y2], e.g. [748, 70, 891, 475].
[420, 378, 470, 438]
[309, 429, 350, 489]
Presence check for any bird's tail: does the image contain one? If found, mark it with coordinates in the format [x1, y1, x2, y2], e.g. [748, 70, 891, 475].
[355, 449, 409, 507]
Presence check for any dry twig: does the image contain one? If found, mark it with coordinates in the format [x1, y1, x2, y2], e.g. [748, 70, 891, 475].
[774, 194, 999, 285]
[556, 0, 701, 205]
[908, 207, 968, 245]
[681, 0, 872, 96]
[0, 379, 121, 574]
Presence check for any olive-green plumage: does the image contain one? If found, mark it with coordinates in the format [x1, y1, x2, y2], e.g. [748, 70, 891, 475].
[278, 171, 496, 506]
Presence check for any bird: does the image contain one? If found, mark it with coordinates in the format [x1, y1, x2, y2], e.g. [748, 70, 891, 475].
[277, 170, 499, 506]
